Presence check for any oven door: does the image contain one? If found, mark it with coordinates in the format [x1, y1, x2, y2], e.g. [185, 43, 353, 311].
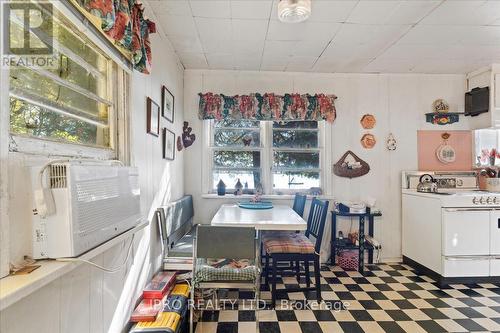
[442, 208, 490, 256]
[490, 210, 500, 255]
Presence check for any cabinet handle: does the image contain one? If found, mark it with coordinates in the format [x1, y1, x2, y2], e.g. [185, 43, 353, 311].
[498, 218, 500, 229]
[445, 256, 490, 261]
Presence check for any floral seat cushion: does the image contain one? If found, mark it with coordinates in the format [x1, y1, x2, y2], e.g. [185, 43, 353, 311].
[194, 259, 259, 285]
[263, 233, 315, 254]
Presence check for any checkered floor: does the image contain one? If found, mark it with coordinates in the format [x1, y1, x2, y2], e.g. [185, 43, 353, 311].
[193, 263, 500, 333]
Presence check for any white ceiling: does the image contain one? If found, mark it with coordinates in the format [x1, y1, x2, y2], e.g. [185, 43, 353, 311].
[147, 0, 500, 74]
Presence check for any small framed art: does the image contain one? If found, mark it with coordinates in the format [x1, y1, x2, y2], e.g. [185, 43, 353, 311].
[147, 97, 160, 136]
[162, 85, 174, 123]
[162, 128, 175, 160]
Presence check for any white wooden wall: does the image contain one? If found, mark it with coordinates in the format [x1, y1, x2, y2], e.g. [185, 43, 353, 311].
[183, 70, 470, 263]
[0, 25, 186, 333]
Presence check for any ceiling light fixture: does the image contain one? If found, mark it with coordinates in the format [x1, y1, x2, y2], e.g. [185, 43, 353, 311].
[278, 0, 311, 24]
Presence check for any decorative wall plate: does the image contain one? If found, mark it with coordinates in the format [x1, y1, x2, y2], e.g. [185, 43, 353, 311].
[436, 132, 456, 163]
[436, 144, 456, 163]
[360, 114, 376, 129]
[361, 134, 376, 149]
[432, 99, 450, 113]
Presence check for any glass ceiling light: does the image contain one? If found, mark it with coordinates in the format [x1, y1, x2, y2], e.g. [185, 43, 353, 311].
[278, 0, 312, 23]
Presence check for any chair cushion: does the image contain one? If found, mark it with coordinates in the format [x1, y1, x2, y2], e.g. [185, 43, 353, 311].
[194, 259, 259, 284]
[168, 227, 195, 258]
[263, 233, 315, 254]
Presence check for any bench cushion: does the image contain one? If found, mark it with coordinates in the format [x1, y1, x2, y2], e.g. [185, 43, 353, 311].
[168, 226, 196, 258]
[194, 259, 259, 284]
[263, 233, 315, 254]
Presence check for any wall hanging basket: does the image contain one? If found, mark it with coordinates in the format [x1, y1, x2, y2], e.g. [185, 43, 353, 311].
[333, 150, 370, 178]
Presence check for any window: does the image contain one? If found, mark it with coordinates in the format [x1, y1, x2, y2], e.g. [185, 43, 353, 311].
[272, 121, 321, 193]
[208, 120, 324, 195]
[8, 4, 126, 151]
[211, 120, 262, 193]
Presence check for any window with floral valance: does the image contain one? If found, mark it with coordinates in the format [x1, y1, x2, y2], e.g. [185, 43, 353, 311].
[198, 93, 337, 123]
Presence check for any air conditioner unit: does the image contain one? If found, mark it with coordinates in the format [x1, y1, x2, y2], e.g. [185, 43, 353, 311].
[32, 161, 142, 259]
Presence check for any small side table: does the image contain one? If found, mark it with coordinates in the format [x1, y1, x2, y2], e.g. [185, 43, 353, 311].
[330, 210, 382, 274]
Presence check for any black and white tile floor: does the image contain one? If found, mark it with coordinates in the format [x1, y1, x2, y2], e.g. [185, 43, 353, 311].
[193, 263, 500, 333]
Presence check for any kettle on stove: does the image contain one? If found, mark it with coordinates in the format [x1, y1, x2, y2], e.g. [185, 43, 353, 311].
[417, 174, 438, 193]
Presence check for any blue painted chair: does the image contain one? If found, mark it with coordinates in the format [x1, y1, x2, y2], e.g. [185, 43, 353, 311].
[292, 193, 307, 217]
[263, 198, 329, 308]
[260, 193, 307, 267]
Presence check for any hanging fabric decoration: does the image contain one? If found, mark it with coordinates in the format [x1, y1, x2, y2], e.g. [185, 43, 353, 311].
[198, 93, 337, 123]
[75, 0, 155, 74]
[106, 0, 133, 49]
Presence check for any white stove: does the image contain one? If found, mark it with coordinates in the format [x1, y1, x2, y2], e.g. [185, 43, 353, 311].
[402, 171, 500, 207]
[402, 171, 500, 285]
[402, 189, 500, 207]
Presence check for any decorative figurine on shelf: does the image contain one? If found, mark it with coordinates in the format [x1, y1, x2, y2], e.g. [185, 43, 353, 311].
[217, 179, 226, 196]
[255, 182, 263, 195]
[251, 192, 262, 203]
[234, 179, 243, 195]
[252, 182, 264, 202]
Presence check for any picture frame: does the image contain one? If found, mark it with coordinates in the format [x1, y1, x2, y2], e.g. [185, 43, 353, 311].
[162, 128, 175, 160]
[147, 97, 160, 136]
[161, 85, 174, 123]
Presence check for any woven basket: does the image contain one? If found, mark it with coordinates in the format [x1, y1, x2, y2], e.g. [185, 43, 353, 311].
[333, 150, 370, 178]
[338, 250, 358, 271]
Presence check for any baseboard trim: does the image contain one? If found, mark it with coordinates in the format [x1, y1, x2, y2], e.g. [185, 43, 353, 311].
[402, 256, 500, 286]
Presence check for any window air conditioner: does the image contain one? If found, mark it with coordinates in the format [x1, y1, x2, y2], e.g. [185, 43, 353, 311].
[32, 161, 142, 259]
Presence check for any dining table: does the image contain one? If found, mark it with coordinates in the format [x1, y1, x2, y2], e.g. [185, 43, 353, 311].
[211, 204, 307, 231]
[210, 203, 312, 295]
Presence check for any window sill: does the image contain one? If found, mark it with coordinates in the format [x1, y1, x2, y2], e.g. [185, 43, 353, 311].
[201, 194, 334, 201]
[9, 134, 116, 160]
[0, 220, 148, 311]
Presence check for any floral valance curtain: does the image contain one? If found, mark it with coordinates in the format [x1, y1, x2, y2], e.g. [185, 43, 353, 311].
[198, 93, 337, 123]
[77, 0, 156, 73]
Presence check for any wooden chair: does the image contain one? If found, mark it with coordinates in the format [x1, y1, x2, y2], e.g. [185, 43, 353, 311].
[263, 198, 329, 308]
[190, 225, 260, 333]
[292, 193, 307, 217]
[260, 193, 307, 264]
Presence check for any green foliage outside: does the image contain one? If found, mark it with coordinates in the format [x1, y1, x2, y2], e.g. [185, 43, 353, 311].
[8, 4, 110, 147]
[214, 121, 320, 189]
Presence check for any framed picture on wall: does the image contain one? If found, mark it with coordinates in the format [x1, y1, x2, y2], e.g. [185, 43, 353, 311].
[162, 85, 174, 123]
[147, 97, 160, 136]
[163, 128, 175, 160]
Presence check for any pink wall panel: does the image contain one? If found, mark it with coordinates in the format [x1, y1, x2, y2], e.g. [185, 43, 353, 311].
[417, 130, 472, 171]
